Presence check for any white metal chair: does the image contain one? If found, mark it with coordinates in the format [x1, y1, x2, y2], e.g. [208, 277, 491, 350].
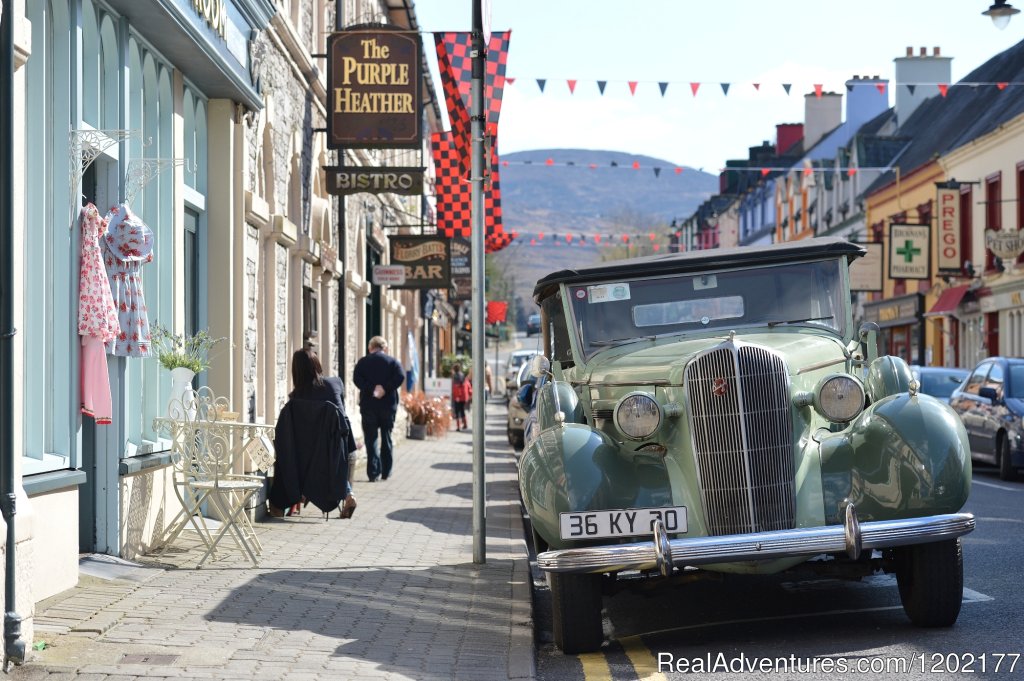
[159, 388, 268, 567]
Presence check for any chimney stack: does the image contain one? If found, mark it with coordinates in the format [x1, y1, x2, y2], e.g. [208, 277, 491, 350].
[894, 46, 952, 126]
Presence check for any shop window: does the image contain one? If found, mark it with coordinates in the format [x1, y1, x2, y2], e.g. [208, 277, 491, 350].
[303, 286, 319, 345]
[985, 172, 1002, 272]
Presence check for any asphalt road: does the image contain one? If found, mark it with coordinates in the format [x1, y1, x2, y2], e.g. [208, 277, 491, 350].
[524, 452, 1023, 680]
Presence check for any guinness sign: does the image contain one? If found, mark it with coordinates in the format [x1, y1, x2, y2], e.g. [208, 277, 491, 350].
[326, 26, 422, 149]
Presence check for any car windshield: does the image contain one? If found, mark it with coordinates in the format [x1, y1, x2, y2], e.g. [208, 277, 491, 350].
[916, 370, 968, 399]
[567, 259, 846, 358]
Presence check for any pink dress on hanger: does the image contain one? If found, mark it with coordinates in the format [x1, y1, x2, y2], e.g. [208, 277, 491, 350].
[102, 202, 154, 357]
[78, 203, 121, 424]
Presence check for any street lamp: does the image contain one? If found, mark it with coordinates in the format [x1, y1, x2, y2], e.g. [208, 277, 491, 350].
[983, 0, 1020, 29]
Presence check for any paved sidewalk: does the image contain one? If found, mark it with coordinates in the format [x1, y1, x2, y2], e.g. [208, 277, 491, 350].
[13, 400, 534, 681]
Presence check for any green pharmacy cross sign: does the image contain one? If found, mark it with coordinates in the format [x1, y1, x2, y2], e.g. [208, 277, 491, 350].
[889, 224, 930, 280]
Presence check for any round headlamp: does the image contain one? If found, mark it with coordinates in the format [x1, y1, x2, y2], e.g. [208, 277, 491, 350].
[614, 393, 661, 440]
[814, 374, 865, 423]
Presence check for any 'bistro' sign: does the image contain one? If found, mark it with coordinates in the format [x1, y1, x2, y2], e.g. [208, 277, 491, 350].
[326, 26, 422, 149]
[325, 167, 424, 196]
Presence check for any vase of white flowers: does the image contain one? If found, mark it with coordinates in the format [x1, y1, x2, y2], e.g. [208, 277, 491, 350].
[151, 324, 225, 419]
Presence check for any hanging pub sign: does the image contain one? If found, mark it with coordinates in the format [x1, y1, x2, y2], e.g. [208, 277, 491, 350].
[449, 237, 471, 301]
[849, 241, 883, 292]
[326, 25, 422, 149]
[324, 166, 424, 196]
[889, 223, 930, 280]
[388, 236, 451, 289]
[936, 183, 962, 274]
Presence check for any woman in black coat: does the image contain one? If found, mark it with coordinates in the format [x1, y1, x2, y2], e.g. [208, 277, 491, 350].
[269, 346, 358, 518]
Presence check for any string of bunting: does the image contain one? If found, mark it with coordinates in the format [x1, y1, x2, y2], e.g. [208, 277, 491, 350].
[502, 230, 686, 250]
[496, 158, 894, 178]
[504, 78, 1017, 98]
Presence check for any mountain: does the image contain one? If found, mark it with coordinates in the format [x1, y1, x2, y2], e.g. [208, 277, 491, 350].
[492, 149, 718, 318]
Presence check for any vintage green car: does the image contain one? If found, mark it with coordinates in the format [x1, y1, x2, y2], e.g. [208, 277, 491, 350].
[519, 237, 975, 653]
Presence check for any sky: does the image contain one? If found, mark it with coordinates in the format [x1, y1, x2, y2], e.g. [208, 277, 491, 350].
[412, 0, 1024, 173]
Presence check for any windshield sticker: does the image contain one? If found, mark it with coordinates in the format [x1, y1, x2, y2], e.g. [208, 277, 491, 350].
[588, 283, 631, 303]
[693, 274, 717, 290]
[575, 289, 587, 299]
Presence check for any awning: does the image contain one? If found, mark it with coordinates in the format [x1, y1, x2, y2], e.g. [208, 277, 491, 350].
[925, 284, 971, 317]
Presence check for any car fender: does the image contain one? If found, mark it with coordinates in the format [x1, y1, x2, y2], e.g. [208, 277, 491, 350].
[819, 392, 971, 524]
[519, 421, 674, 550]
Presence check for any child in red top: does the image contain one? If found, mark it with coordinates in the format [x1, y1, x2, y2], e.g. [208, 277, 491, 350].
[451, 364, 472, 431]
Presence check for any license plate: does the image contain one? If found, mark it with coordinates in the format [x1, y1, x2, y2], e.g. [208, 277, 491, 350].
[558, 506, 687, 540]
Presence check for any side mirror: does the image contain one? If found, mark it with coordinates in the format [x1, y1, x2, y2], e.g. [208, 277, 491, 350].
[518, 382, 536, 409]
[858, 322, 880, 365]
[979, 386, 999, 402]
[530, 355, 551, 378]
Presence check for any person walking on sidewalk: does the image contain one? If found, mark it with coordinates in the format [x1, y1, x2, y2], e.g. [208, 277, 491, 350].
[269, 346, 358, 519]
[451, 363, 471, 431]
[353, 336, 405, 482]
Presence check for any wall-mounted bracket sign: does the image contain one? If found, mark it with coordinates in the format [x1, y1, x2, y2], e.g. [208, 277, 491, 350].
[326, 25, 422, 149]
[889, 223, 931, 280]
[324, 166, 424, 196]
[388, 236, 451, 289]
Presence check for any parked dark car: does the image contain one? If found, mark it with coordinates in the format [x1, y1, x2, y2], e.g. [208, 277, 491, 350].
[506, 363, 538, 451]
[910, 365, 970, 404]
[949, 357, 1024, 481]
[526, 313, 541, 337]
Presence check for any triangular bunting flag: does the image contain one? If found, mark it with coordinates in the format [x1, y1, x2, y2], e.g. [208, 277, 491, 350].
[631, 161, 640, 170]
[674, 167, 683, 174]
[567, 79, 577, 94]
[846, 83, 854, 92]
[653, 167, 661, 177]
[628, 81, 638, 95]
[588, 163, 597, 169]
[597, 80, 607, 94]
[847, 168, 857, 177]
[876, 83, 886, 95]
[610, 161, 618, 167]
[803, 166, 813, 176]
[761, 168, 770, 177]
[782, 83, 792, 95]
[545, 158, 554, 166]
[997, 82, 1008, 91]
[720, 83, 730, 96]
[658, 82, 669, 96]
[938, 83, 948, 97]
[907, 83, 916, 95]
[690, 82, 700, 96]
[536, 78, 546, 92]
[752, 83, 760, 91]
[653, 244, 660, 252]
[538, 232, 544, 240]
[506, 77, 515, 85]
[814, 84, 823, 98]
[594, 234, 602, 244]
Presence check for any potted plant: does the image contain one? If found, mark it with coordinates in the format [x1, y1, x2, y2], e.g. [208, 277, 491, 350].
[150, 323, 225, 418]
[401, 390, 451, 439]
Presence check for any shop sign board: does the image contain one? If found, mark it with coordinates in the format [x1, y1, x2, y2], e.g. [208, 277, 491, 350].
[936, 186, 962, 274]
[326, 26, 422, 149]
[388, 236, 451, 289]
[372, 265, 406, 286]
[449, 237, 471, 300]
[425, 376, 452, 398]
[850, 242, 883, 292]
[324, 166, 424, 196]
[889, 224, 930, 280]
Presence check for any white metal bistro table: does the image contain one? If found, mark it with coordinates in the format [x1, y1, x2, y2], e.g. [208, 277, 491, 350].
[153, 389, 275, 567]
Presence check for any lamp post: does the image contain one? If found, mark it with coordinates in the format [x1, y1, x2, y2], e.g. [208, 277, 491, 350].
[983, 0, 1020, 29]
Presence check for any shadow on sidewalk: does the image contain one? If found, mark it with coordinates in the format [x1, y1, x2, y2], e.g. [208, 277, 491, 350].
[432, 461, 518, 474]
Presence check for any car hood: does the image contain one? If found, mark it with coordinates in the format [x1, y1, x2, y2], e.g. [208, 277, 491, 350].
[1006, 397, 1024, 415]
[580, 332, 848, 386]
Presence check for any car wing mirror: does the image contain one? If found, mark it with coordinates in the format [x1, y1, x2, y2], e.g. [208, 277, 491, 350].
[530, 355, 551, 378]
[978, 386, 999, 402]
[858, 322, 880, 365]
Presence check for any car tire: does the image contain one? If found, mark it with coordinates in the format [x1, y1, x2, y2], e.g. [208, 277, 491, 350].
[998, 434, 1018, 481]
[895, 538, 963, 627]
[550, 572, 604, 654]
[506, 424, 515, 447]
[511, 430, 525, 451]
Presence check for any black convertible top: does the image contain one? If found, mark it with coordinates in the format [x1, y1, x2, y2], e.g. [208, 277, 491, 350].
[533, 237, 865, 302]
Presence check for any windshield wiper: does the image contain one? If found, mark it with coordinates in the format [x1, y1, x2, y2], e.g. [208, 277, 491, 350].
[766, 315, 835, 328]
[589, 335, 655, 347]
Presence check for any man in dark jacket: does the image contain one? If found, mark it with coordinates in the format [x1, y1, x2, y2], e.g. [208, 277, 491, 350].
[353, 336, 405, 481]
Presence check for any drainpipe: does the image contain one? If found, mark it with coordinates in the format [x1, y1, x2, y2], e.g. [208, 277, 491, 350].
[335, 0, 346, 379]
[0, 0, 27, 669]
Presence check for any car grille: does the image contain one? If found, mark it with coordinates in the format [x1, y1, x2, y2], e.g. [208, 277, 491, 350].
[685, 343, 795, 536]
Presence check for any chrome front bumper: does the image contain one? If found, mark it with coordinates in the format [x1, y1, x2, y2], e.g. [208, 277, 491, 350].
[536, 508, 976, 575]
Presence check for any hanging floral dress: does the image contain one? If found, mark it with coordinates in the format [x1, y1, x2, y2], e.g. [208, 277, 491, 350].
[78, 203, 121, 424]
[102, 202, 154, 357]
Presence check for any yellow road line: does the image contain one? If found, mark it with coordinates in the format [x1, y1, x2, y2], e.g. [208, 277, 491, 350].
[579, 650, 613, 681]
[620, 635, 668, 681]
